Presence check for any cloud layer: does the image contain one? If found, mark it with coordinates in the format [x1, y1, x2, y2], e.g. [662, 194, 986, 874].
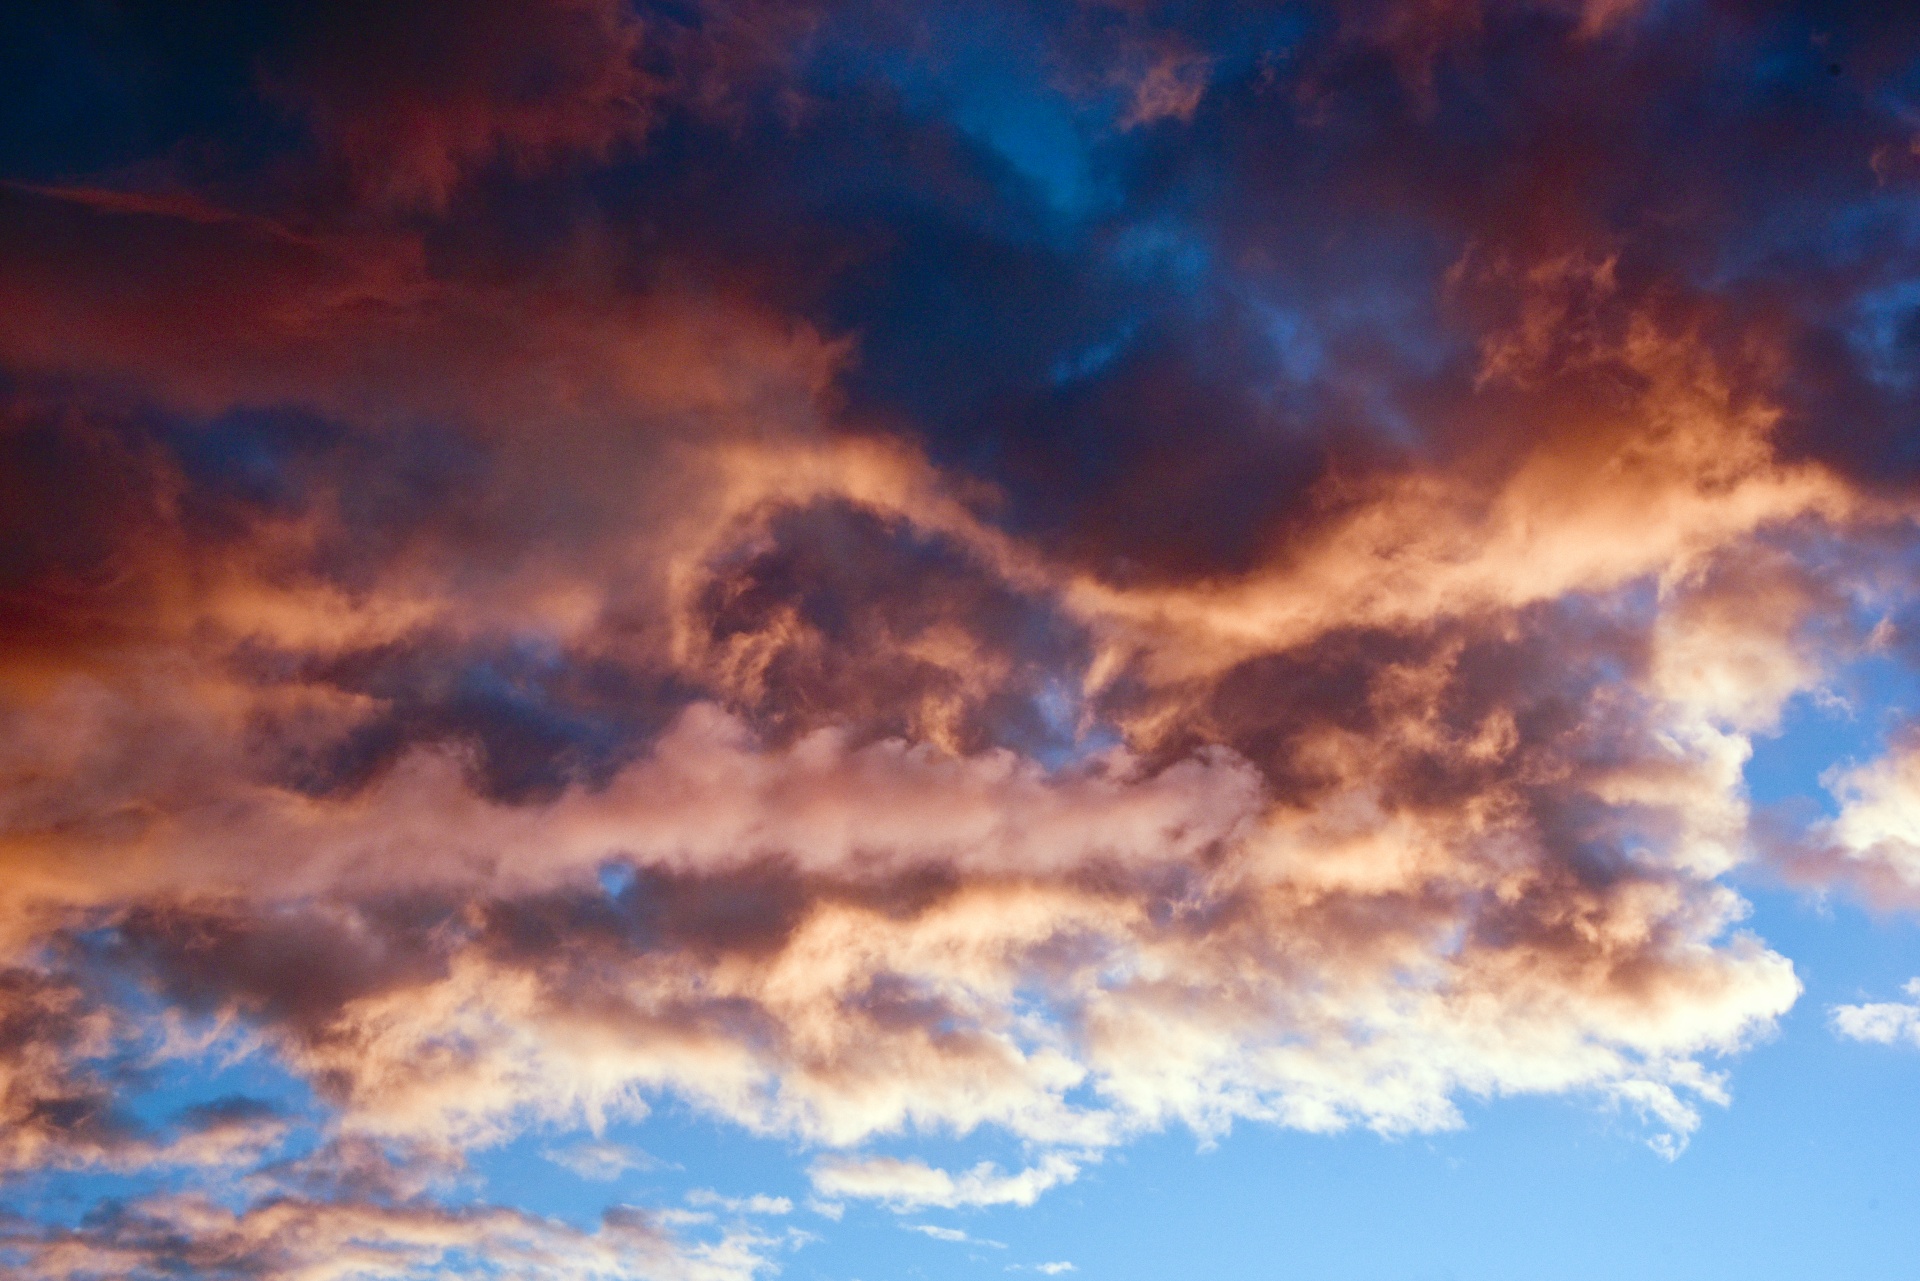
[6, 0, 1920, 1271]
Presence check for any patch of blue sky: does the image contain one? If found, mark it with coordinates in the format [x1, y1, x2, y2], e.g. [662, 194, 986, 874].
[1846, 275, 1920, 391]
[1043, 219, 1215, 386]
[1697, 184, 1920, 296]
[775, 1000, 1893, 1281]
[1738, 25, 1834, 94]
[55, 932, 323, 1140]
[597, 859, 638, 900]
[469, 1106, 818, 1239]
[1690, 589, 1920, 1281]
[1109, 219, 1213, 291]
[946, 80, 1105, 220]
[1738, 622, 1920, 912]
[800, 8, 1170, 225]
[128, 1033, 322, 1136]
[1331, 284, 1457, 379]
[1251, 297, 1326, 384]
[907, 12, 1317, 226]
[1745, 646, 1920, 816]
[1231, 270, 1460, 449]
[1047, 318, 1139, 386]
[1024, 677, 1123, 772]
[1013, 1060, 1920, 1281]
[1, 1012, 317, 1227]
[3, 1167, 171, 1239]
[917, 8, 1314, 234]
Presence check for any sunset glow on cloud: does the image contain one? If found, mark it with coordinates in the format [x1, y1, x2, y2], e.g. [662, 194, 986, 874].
[5, 3, 1920, 1278]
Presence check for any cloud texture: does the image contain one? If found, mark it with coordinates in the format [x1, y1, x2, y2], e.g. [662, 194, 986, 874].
[6, 0, 1920, 1271]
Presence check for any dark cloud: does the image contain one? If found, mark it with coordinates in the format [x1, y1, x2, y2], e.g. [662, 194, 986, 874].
[692, 498, 1090, 752]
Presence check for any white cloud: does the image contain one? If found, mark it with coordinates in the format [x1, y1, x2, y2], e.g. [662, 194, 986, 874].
[542, 1139, 665, 1181]
[909, 1225, 969, 1242]
[1832, 980, 1920, 1047]
[687, 1190, 796, 1216]
[810, 1154, 1083, 1210]
[906, 1223, 1006, 1248]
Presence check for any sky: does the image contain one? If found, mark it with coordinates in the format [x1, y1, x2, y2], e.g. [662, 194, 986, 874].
[5, 1, 1920, 1277]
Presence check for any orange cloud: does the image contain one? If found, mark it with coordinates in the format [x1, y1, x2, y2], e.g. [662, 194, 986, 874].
[8, 3, 1920, 1261]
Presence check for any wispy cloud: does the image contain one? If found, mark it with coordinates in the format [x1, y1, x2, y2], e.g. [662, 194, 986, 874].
[689, 1190, 796, 1216]
[813, 1156, 1084, 1210]
[542, 1139, 668, 1182]
[906, 1224, 1006, 1248]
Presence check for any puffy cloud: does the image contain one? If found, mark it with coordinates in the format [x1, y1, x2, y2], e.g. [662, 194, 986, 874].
[1832, 982, 1920, 1049]
[1772, 729, 1920, 909]
[6, 640, 1789, 1164]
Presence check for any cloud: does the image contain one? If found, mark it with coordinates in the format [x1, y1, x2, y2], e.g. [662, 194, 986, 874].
[1832, 982, 1920, 1049]
[265, 0, 658, 211]
[0, 967, 292, 1177]
[253, 0, 819, 212]
[908, 1224, 966, 1242]
[810, 1156, 1084, 1210]
[546, 1140, 668, 1182]
[686, 1191, 794, 1217]
[0, 1191, 787, 1281]
[1767, 728, 1920, 909]
[905, 1223, 1005, 1247]
[7, 0, 1920, 1259]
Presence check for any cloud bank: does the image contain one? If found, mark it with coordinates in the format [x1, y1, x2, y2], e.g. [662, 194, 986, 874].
[6, 0, 1920, 1269]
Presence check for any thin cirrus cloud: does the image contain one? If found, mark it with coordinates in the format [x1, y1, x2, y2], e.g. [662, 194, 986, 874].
[4, 0, 1920, 1275]
[905, 1223, 1006, 1248]
[546, 1140, 670, 1182]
